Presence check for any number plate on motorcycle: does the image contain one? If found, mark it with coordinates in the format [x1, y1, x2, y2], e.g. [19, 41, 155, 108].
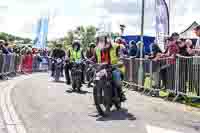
[57, 59, 62, 63]
[95, 77, 100, 80]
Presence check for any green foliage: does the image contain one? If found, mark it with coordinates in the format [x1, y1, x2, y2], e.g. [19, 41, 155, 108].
[58, 26, 96, 51]
[0, 32, 31, 44]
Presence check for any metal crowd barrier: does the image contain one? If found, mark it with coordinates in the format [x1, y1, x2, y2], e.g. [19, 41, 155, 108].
[0, 53, 50, 79]
[122, 55, 200, 99]
[176, 55, 200, 97]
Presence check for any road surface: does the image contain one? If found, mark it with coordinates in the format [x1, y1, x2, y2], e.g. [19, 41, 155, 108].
[1, 73, 200, 133]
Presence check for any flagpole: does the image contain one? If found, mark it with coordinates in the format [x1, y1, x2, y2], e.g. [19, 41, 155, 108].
[140, 0, 145, 43]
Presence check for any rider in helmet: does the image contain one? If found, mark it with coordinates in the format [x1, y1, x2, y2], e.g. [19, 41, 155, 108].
[50, 43, 66, 77]
[95, 32, 126, 101]
[65, 40, 85, 85]
[86, 42, 97, 63]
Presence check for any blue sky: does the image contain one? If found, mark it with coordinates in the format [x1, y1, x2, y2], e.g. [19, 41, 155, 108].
[0, 0, 199, 39]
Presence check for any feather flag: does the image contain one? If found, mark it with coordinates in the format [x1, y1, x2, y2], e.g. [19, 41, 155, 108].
[34, 16, 49, 49]
[155, 0, 169, 52]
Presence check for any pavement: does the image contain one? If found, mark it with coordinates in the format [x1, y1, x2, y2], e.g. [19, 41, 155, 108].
[0, 73, 200, 133]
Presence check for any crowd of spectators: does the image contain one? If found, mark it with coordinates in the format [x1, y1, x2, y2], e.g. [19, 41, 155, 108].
[0, 39, 49, 75]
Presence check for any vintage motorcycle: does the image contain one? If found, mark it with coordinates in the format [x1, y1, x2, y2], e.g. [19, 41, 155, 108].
[51, 58, 64, 82]
[93, 63, 123, 116]
[71, 60, 84, 92]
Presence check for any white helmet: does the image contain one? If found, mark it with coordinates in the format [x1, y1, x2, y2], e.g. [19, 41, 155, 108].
[0, 40, 5, 43]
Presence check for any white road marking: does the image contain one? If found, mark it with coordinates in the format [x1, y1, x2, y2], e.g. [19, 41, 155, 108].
[146, 124, 183, 133]
[0, 75, 32, 133]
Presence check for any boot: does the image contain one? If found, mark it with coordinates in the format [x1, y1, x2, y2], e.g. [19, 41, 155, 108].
[120, 92, 127, 102]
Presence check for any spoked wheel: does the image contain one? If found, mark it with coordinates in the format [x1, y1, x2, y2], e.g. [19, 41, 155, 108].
[55, 69, 60, 82]
[72, 81, 76, 91]
[93, 81, 112, 116]
[76, 80, 82, 92]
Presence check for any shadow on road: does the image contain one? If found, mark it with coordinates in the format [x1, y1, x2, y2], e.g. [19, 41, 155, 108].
[65, 89, 92, 94]
[96, 108, 136, 121]
[53, 81, 66, 83]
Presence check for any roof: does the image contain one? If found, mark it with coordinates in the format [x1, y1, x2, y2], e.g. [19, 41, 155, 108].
[180, 21, 199, 35]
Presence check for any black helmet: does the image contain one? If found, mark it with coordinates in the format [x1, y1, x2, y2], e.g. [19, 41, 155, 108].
[89, 42, 95, 48]
[72, 40, 80, 49]
[55, 43, 62, 48]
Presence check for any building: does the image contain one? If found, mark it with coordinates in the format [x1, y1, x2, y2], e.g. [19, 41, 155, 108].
[180, 21, 199, 39]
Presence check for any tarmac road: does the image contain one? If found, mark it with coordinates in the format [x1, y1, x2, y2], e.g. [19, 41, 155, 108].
[8, 73, 200, 133]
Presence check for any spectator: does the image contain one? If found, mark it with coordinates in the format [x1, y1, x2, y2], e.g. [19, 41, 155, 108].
[115, 37, 128, 57]
[177, 39, 188, 56]
[185, 39, 194, 56]
[135, 41, 146, 58]
[160, 33, 180, 92]
[128, 40, 138, 57]
[194, 25, 200, 49]
[0, 42, 10, 54]
[0, 40, 5, 53]
[149, 42, 162, 60]
[150, 43, 164, 89]
[171, 32, 180, 41]
[86, 43, 97, 63]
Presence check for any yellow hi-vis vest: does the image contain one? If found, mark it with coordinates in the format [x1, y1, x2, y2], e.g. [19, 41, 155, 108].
[70, 48, 81, 61]
[96, 48, 101, 63]
[110, 44, 125, 74]
[110, 45, 118, 65]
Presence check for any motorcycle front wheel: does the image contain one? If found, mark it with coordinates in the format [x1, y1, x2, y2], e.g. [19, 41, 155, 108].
[55, 68, 60, 82]
[93, 80, 112, 116]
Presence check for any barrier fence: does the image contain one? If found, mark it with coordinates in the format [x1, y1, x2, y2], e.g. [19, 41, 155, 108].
[0, 53, 49, 78]
[122, 55, 200, 100]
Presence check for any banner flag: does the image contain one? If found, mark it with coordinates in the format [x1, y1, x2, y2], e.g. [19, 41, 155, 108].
[34, 16, 49, 49]
[155, 0, 169, 52]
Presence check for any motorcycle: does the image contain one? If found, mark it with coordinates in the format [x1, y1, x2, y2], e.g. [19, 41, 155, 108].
[85, 60, 96, 88]
[71, 60, 84, 92]
[51, 58, 63, 82]
[93, 63, 123, 116]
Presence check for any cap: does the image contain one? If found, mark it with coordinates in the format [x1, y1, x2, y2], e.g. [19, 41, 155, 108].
[115, 37, 122, 42]
[129, 40, 136, 45]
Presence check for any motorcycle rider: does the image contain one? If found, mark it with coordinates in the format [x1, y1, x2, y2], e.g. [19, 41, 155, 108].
[95, 32, 126, 101]
[50, 43, 66, 77]
[65, 40, 85, 85]
[86, 42, 97, 63]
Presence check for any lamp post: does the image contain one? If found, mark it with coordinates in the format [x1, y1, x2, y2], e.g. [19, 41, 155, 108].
[138, 0, 145, 90]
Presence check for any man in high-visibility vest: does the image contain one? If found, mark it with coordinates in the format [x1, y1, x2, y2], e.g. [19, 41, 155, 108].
[95, 33, 126, 101]
[65, 40, 85, 84]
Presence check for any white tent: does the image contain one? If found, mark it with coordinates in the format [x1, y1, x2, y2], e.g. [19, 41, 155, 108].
[180, 21, 199, 39]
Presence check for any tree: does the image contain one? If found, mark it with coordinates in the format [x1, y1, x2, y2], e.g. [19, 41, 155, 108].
[23, 38, 32, 44]
[0, 32, 8, 41]
[0, 32, 32, 44]
[61, 26, 96, 51]
[78, 25, 96, 50]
